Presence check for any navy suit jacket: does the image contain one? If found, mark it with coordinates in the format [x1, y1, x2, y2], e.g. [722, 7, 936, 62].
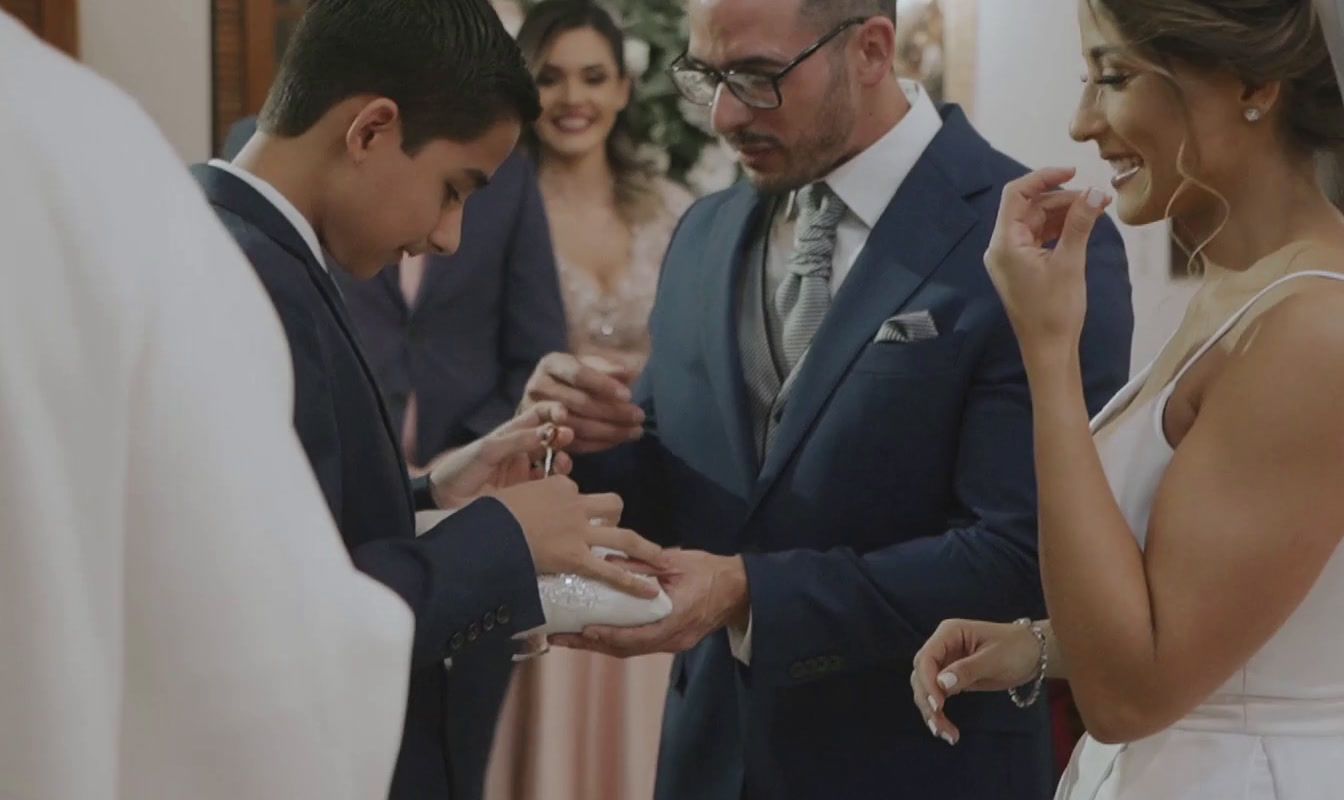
[192, 164, 545, 800]
[337, 150, 567, 460]
[335, 149, 564, 798]
[574, 107, 1134, 799]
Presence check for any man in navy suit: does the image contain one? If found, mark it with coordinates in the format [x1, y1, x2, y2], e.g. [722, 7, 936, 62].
[224, 118, 561, 470]
[338, 151, 566, 470]
[193, 1, 663, 798]
[335, 149, 566, 800]
[526, 1, 1134, 797]
[226, 120, 567, 474]
[228, 113, 566, 800]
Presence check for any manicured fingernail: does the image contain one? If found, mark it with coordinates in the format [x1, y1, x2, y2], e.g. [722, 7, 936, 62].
[927, 719, 939, 739]
[940, 732, 957, 746]
[937, 672, 958, 690]
[928, 694, 939, 713]
[1085, 187, 1108, 208]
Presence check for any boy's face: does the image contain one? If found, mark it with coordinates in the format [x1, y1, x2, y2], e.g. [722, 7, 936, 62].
[324, 113, 521, 278]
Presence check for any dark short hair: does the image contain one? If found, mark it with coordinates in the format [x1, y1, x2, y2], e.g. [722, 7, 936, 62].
[799, 0, 895, 29]
[259, 0, 541, 153]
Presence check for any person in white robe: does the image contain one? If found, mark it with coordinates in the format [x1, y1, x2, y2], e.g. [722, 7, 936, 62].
[0, 13, 414, 799]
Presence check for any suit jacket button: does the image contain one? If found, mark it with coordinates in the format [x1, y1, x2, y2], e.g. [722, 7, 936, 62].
[497, 605, 511, 625]
[467, 623, 481, 642]
[483, 611, 497, 631]
[449, 632, 465, 652]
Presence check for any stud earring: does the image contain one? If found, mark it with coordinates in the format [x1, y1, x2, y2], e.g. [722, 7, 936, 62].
[1244, 107, 1263, 123]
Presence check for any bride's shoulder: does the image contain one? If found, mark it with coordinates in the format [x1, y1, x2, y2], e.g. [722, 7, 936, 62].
[1231, 277, 1344, 380]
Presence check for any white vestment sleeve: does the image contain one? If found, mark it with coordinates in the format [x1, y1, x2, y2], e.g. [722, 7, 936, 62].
[0, 15, 412, 799]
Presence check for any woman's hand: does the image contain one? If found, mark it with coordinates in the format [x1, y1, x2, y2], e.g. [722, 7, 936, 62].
[910, 619, 1043, 745]
[984, 167, 1111, 364]
[427, 402, 575, 509]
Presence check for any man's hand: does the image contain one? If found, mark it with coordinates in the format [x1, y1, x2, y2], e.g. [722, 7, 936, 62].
[427, 403, 575, 509]
[491, 476, 667, 600]
[521, 353, 645, 454]
[551, 549, 750, 657]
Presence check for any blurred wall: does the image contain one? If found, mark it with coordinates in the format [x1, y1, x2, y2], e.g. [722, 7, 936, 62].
[79, 0, 212, 162]
[971, 0, 1194, 370]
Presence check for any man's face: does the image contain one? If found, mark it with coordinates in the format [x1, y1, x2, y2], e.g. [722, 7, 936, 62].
[688, 0, 857, 193]
[325, 116, 521, 278]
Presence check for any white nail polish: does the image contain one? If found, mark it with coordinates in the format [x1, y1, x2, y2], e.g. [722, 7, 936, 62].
[927, 719, 940, 738]
[1085, 187, 1108, 208]
[928, 694, 939, 713]
[941, 732, 957, 746]
[937, 672, 958, 690]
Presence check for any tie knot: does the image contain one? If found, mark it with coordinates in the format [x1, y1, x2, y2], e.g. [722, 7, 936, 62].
[788, 182, 843, 279]
[797, 182, 838, 217]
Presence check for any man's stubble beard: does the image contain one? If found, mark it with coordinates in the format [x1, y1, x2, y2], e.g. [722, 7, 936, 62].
[746, 71, 856, 195]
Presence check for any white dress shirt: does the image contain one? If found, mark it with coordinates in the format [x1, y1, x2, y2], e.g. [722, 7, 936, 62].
[730, 80, 943, 663]
[208, 157, 329, 272]
[0, 15, 411, 799]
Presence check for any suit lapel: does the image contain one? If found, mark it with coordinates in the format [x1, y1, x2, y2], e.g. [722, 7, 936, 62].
[750, 115, 987, 506]
[701, 185, 771, 497]
[192, 165, 413, 502]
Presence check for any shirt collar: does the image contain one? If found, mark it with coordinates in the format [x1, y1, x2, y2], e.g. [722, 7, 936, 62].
[787, 80, 943, 229]
[208, 158, 328, 273]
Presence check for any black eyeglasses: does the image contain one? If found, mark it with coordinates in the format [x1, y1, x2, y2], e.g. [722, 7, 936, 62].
[669, 17, 870, 111]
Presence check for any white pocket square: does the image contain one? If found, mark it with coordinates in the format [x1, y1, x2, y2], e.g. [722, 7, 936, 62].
[874, 310, 939, 343]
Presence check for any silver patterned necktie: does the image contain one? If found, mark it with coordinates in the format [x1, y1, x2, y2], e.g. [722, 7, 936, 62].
[774, 182, 845, 372]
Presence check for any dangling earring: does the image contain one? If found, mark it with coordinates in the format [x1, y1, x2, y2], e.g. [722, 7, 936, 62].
[1244, 107, 1263, 123]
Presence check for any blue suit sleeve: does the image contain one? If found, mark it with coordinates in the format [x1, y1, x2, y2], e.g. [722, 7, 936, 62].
[262, 263, 546, 671]
[350, 498, 545, 670]
[742, 221, 1133, 686]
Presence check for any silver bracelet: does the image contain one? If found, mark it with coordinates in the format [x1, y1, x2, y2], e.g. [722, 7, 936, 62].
[1008, 617, 1048, 709]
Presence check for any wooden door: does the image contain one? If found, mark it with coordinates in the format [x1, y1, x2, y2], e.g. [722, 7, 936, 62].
[1, 0, 78, 56]
[212, 0, 305, 155]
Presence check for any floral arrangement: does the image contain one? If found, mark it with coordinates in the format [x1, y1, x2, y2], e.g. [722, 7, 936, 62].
[499, 0, 740, 195]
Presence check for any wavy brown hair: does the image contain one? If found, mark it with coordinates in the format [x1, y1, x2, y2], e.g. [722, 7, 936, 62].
[1087, 0, 1344, 270]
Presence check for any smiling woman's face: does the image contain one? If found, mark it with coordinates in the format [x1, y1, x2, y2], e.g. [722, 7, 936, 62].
[532, 26, 631, 162]
[1070, 0, 1253, 227]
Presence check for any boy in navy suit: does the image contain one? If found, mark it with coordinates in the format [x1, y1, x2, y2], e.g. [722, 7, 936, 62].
[194, 1, 662, 797]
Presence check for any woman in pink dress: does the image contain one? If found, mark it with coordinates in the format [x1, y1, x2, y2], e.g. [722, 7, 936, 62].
[485, 3, 693, 798]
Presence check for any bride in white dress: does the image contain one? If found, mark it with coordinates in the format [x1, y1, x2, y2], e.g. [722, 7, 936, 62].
[910, 1, 1344, 797]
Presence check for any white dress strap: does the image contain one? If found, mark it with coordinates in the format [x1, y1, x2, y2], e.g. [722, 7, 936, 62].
[1163, 269, 1344, 392]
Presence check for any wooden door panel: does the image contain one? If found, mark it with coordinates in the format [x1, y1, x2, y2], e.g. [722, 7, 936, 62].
[212, 0, 306, 156]
[1, 0, 78, 56]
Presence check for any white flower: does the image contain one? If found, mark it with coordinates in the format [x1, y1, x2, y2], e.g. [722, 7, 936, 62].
[686, 140, 740, 196]
[625, 38, 651, 79]
[678, 98, 716, 136]
[636, 143, 672, 175]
